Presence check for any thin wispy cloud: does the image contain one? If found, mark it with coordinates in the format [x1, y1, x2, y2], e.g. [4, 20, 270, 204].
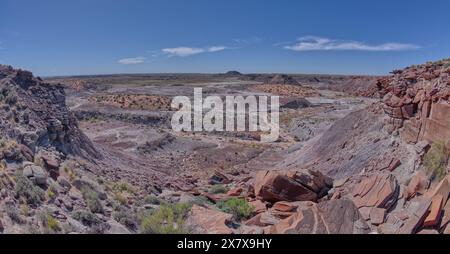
[233, 36, 262, 45]
[208, 46, 227, 52]
[118, 57, 146, 65]
[162, 46, 227, 57]
[285, 36, 420, 52]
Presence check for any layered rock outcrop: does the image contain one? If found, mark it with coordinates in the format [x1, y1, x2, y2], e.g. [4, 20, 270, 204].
[254, 169, 333, 203]
[268, 199, 370, 234]
[0, 65, 100, 160]
[376, 59, 450, 145]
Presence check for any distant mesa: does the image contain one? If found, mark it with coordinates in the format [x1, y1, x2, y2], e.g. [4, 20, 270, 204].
[267, 74, 300, 86]
[225, 71, 243, 76]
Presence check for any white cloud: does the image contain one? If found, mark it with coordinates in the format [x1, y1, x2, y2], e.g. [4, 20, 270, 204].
[162, 47, 205, 57]
[285, 36, 420, 52]
[118, 57, 146, 65]
[207, 46, 227, 52]
[162, 45, 227, 57]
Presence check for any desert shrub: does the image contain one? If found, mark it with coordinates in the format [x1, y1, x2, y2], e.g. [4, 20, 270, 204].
[40, 212, 61, 233]
[14, 173, 45, 206]
[47, 184, 58, 200]
[81, 186, 103, 214]
[424, 142, 449, 181]
[210, 184, 228, 194]
[140, 203, 191, 234]
[0, 138, 6, 148]
[189, 196, 213, 206]
[5, 91, 18, 105]
[72, 210, 101, 227]
[113, 181, 136, 194]
[113, 207, 138, 231]
[20, 204, 30, 216]
[144, 195, 163, 205]
[114, 191, 128, 205]
[216, 198, 254, 221]
[6, 205, 26, 224]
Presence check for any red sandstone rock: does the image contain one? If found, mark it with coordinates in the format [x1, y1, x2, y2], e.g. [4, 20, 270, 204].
[405, 171, 429, 200]
[269, 199, 370, 234]
[440, 201, 450, 230]
[423, 194, 444, 227]
[426, 177, 450, 204]
[227, 187, 243, 197]
[370, 208, 386, 225]
[249, 200, 267, 214]
[352, 173, 399, 210]
[388, 159, 401, 172]
[186, 205, 233, 234]
[254, 169, 331, 203]
[272, 201, 298, 212]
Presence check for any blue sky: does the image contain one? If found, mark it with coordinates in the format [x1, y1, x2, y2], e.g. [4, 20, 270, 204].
[0, 0, 449, 76]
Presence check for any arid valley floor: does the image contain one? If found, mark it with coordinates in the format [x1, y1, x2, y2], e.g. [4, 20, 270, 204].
[0, 60, 449, 234]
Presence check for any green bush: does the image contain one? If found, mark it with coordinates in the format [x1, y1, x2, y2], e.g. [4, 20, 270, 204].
[144, 195, 163, 205]
[5, 204, 26, 224]
[113, 207, 138, 231]
[424, 142, 449, 181]
[81, 187, 103, 214]
[216, 198, 254, 221]
[72, 210, 101, 227]
[210, 185, 229, 194]
[113, 181, 136, 194]
[14, 173, 45, 207]
[140, 203, 191, 234]
[40, 212, 61, 233]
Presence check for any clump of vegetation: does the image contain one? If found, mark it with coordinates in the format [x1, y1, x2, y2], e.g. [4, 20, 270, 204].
[72, 210, 101, 227]
[14, 173, 45, 207]
[424, 142, 449, 181]
[209, 184, 229, 194]
[81, 186, 103, 214]
[62, 164, 78, 182]
[189, 196, 213, 206]
[4, 91, 18, 105]
[113, 207, 138, 231]
[47, 184, 58, 200]
[114, 191, 128, 205]
[144, 195, 163, 205]
[6, 204, 26, 224]
[113, 181, 136, 194]
[140, 203, 191, 234]
[40, 212, 61, 234]
[216, 198, 254, 221]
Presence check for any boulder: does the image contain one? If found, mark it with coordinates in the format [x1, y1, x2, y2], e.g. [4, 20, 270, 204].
[352, 173, 400, 210]
[186, 205, 233, 234]
[405, 171, 429, 199]
[425, 176, 449, 204]
[227, 187, 243, 197]
[18, 144, 34, 162]
[423, 194, 444, 227]
[254, 169, 332, 203]
[209, 171, 231, 185]
[105, 220, 132, 234]
[269, 199, 370, 234]
[249, 200, 266, 214]
[22, 163, 48, 185]
[440, 201, 450, 230]
[272, 201, 298, 212]
[398, 197, 432, 234]
[370, 208, 386, 225]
